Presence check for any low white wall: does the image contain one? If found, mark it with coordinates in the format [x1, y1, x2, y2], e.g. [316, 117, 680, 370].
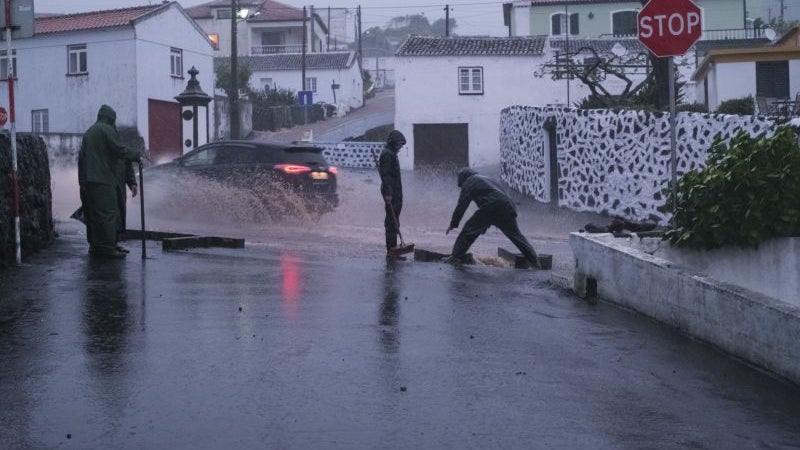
[571, 232, 800, 384]
[630, 237, 800, 307]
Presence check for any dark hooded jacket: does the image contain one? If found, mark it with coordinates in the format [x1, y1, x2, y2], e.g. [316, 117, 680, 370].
[449, 168, 515, 229]
[78, 105, 141, 186]
[379, 130, 405, 199]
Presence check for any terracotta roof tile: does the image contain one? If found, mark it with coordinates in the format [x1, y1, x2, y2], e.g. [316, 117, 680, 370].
[35, 5, 162, 35]
[396, 36, 546, 57]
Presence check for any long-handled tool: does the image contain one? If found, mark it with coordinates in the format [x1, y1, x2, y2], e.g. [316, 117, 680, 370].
[372, 149, 414, 256]
[138, 160, 146, 260]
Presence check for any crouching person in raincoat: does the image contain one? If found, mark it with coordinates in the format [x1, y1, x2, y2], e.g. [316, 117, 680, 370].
[78, 105, 142, 259]
[445, 168, 540, 268]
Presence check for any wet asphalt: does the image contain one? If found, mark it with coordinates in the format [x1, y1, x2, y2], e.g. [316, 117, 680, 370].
[2, 223, 800, 449]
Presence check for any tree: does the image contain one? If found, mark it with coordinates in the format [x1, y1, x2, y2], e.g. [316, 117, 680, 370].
[640, 0, 670, 109]
[431, 18, 457, 36]
[215, 61, 252, 98]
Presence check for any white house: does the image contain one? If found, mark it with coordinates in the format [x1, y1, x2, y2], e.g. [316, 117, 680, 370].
[692, 27, 800, 111]
[394, 35, 660, 169]
[238, 52, 363, 111]
[187, 0, 362, 115]
[0, 2, 215, 161]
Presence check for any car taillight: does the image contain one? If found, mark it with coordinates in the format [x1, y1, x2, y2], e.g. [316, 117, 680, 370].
[328, 166, 338, 174]
[275, 164, 312, 174]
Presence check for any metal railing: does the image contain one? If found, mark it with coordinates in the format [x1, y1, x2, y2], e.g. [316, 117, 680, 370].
[599, 27, 767, 41]
[250, 44, 305, 55]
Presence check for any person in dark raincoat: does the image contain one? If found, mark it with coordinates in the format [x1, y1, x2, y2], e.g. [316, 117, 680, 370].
[379, 130, 406, 259]
[115, 160, 138, 253]
[446, 168, 541, 268]
[78, 105, 142, 259]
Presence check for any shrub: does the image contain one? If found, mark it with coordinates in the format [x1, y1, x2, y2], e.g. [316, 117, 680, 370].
[715, 95, 755, 115]
[676, 103, 708, 113]
[662, 127, 800, 249]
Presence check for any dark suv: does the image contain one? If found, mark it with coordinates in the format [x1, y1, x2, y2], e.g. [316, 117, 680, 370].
[146, 140, 338, 213]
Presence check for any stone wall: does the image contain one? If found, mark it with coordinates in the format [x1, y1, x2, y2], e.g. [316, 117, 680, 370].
[499, 106, 776, 223]
[0, 134, 54, 267]
[315, 141, 384, 169]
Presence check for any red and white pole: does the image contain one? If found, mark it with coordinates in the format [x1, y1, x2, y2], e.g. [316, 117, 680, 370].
[6, 0, 21, 265]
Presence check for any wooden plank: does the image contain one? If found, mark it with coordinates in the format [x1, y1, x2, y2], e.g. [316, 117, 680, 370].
[162, 236, 245, 251]
[121, 229, 194, 241]
[497, 248, 553, 270]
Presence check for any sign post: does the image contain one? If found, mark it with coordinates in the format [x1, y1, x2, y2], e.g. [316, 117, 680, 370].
[637, 0, 702, 213]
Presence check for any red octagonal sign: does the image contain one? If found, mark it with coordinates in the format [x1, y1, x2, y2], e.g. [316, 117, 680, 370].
[638, 0, 703, 57]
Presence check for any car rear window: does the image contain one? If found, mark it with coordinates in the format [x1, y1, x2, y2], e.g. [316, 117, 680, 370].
[283, 147, 328, 166]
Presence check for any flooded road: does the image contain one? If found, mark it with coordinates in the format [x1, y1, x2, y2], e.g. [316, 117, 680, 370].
[3, 165, 797, 449]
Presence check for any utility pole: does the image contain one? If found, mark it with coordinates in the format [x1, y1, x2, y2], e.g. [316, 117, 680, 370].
[326, 6, 331, 51]
[357, 5, 364, 102]
[5, 0, 20, 264]
[445, 4, 450, 37]
[310, 5, 315, 52]
[781, 0, 785, 23]
[230, 0, 239, 140]
[302, 6, 307, 92]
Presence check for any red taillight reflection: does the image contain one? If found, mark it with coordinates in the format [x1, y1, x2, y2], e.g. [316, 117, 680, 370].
[275, 164, 312, 174]
[328, 166, 338, 175]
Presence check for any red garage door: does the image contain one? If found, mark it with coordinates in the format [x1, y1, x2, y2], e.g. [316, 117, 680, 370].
[148, 99, 181, 163]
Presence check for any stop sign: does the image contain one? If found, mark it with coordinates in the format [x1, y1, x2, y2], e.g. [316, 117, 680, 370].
[0, 107, 7, 126]
[638, 0, 703, 57]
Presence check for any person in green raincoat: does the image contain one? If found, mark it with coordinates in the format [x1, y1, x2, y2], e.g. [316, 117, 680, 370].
[78, 105, 142, 259]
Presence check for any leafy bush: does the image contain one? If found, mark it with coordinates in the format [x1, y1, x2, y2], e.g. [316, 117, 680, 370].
[715, 95, 754, 115]
[676, 103, 708, 113]
[662, 127, 800, 249]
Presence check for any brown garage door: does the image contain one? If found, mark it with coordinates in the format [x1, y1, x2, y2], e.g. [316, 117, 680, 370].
[413, 123, 468, 170]
[148, 99, 181, 162]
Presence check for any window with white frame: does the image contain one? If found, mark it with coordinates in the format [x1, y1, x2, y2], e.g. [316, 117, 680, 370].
[305, 77, 317, 93]
[260, 78, 274, 91]
[170, 48, 183, 77]
[458, 67, 483, 95]
[551, 13, 579, 36]
[216, 8, 232, 19]
[68, 44, 87, 74]
[32, 109, 49, 133]
[0, 49, 17, 80]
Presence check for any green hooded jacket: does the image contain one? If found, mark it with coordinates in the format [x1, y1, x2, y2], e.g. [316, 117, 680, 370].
[78, 105, 141, 185]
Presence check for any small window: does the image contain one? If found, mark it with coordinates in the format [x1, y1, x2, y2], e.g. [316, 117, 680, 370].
[68, 44, 87, 75]
[551, 13, 579, 36]
[612, 11, 638, 36]
[32, 109, 49, 133]
[216, 8, 232, 19]
[0, 49, 17, 80]
[305, 77, 317, 93]
[182, 147, 218, 166]
[208, 33, 220, 50]
[458, 67, 483, 95]
[170, 48, 183, 77]
[260, 78, 274, 91]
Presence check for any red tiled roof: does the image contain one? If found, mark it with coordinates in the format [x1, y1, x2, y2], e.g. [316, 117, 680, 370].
[186, 0, 302, 22]
[35, 5, 162, 35]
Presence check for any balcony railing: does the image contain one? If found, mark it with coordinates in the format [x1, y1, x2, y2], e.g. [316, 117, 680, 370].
[599, 27, 767, 41]
[251, 44, 305, 55]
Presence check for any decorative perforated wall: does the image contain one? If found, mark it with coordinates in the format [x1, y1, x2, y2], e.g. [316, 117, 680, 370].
[316, 141, 385, 169]
[499, 106, 776, 223]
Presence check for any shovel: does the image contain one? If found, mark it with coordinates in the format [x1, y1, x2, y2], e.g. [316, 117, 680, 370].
[372, 149, 414, 256]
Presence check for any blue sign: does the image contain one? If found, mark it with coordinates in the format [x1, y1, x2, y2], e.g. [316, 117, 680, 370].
[298, 90, 313, 106]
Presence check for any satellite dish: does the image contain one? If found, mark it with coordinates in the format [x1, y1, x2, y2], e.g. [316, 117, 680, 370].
[764, 28, 777, 41]
[611, 43, 628, 57]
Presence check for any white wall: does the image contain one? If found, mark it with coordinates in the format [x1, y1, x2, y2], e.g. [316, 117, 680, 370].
[512, 1, 531, 36]
[0, 28, 138, 134]
[708, 62, 757, 110]
[134, 5, 216, 150]
[252, 64, 363, 111]
[395, 55, 598, 169]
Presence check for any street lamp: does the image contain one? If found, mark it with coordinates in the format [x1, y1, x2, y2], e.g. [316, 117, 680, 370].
[229, 0, 250, 140]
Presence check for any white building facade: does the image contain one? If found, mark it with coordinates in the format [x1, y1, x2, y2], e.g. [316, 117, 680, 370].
[0, 2, 215, 160]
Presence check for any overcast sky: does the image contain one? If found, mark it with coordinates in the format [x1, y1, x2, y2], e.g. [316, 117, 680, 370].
[33, 0, 510, 36]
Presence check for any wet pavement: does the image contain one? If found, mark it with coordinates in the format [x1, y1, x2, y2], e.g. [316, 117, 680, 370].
[3, 222, 800, 448]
